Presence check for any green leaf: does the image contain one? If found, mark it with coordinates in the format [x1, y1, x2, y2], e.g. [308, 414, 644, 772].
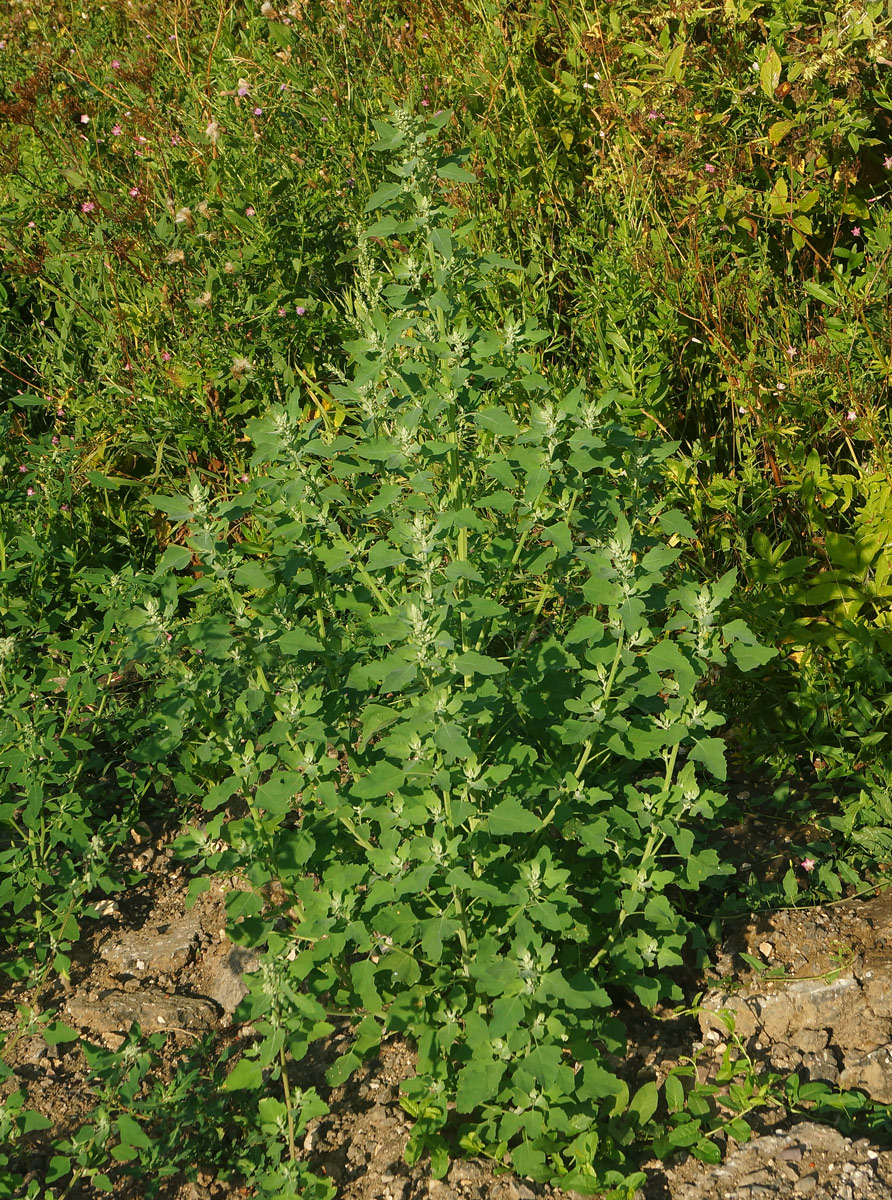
[116, 1114, 151, 1149]
[628, 1080, 659, 1126]
[660, 509, 696, 538]
[148, 493, 194, 522]
[20, 1109, 53, 1133]
[222, 1056, 263, 1091]
[664, 1073, 685, 1113]
[43, 1021, 79, 1045]
[689, 737, 727, 781]
[474, 408, 519, 437]
[255, 771, 302, 814]
[453, 650, 507, 676]
[351, 761, 406, 798]
[456, 1057, 506, 1112]
[154, 544, 193, 575]
[326, 1051, 362, 1086]
[804, 280, 839, 307]
[46, 1156, 71, 1184]
[278, 628, 324, 654]
[488, 798, 540, 835]
[691, 1139, 723, 1164]
[759, 46, 782, 97]
[234, 562, 273, 590]
[768, 118, 796, 145]
[729, 641, 777, 671]
[437, 162, 477, 183]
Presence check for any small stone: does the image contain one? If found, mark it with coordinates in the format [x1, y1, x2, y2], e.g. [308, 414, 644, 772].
[793, 1176, 818, 1195]
[779, 1147, 803, 1162]
[758, 942, 773, 958]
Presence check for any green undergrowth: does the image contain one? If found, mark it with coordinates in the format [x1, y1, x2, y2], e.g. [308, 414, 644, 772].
[3, 0, 892, 1195]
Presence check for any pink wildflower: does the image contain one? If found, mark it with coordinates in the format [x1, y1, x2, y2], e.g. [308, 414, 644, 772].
[704, 162, 716, 173]
[129, 187, 139, 197]
[245, 206, 255, 216]
[295, 306, 306, 315]
[112, 124, 122, 136]
[81, 201, 95, 213]
[852, 226, 861, 237]
[253, 107, 263, 116]
[161, 350, 172, 362]
[801, 858, 816, 872]
[18, 464, 26, 473]
[111, 59, 121, 68]
[80, 114, 90, 124]
[278, 307, 286, 316]
[26, 487, 35, 496]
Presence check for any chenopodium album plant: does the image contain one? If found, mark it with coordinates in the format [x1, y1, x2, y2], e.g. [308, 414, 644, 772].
[146, 111, 774, 1192]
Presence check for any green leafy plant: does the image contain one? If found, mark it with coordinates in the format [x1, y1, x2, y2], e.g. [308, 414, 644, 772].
[132, 111, 775, 1193]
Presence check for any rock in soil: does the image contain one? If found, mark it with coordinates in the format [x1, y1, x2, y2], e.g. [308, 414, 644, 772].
[99, 913, 204, 977]
[699, 892, 892, 1100]
[663, 1122, 892, 1199]
[65, 987, 220, 1048]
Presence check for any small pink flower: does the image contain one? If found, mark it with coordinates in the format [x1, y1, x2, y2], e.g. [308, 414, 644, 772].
[784, 345, 797, 360]
[51, 436, 59, 446]
[161, 350, 172, 362]
[321, 116, 328, 122]
[245, 206, 255, 216]
[295, 305, 306, 315]
[129, 187, 139, 197]
[136, 135, 147, 144]
[237, 86, 249, 97]
[421, 100, 429, 107]
[57, 408, 65, 417]
[26, 487, 35, 496]
[18, 464, 26, 473]
[847, 409, 857, 422]
[801, 858, 816, 872]
[852, 226, 861, 237]
[111, 59, 121, 68]
[704, 162, 716, 173]
[81, 201, 95, 213]
[170, 134, 181, 146]
[111, 124, 122, 136]
[885, 155, 892, 170]
[240, 473, 249, 483]
[277, 307, 286, 316]
[253, 106, 263, 116]
[80, 114, 90, 124]
[61, 504, 69, 511]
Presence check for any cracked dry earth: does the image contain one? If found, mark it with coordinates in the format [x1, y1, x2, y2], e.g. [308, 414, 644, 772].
[4, 825, 892, 1200]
